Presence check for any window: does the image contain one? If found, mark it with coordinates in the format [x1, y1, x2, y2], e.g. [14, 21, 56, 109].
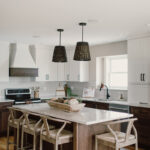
[105, 55, 128, 89]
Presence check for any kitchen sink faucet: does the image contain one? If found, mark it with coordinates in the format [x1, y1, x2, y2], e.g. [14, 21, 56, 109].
[100, 83, 110, 100]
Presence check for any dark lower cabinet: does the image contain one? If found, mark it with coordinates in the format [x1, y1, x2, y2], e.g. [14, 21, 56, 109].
[82, 100, 109, 110]
[130, 106, 150, 149]
[0, 102, 13, 136]
[82, 101, 97, 108]
[96, 102, 109, 110]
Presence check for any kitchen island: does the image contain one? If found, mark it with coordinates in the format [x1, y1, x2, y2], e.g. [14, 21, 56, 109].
[13, 103, 133, 150]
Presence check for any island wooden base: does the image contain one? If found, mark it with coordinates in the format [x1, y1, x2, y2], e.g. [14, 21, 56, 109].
[73, 123, 119, 150]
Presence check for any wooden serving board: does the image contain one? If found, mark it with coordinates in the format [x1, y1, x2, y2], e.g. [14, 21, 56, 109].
[47, 101, 85, 112]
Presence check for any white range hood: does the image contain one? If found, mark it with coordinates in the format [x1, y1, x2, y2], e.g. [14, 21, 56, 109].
[9, 43, 38, 77]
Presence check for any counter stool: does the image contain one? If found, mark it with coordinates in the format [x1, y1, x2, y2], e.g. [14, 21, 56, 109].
[21, 112, 54, 150]
[7, 107, 24, 150]
[40, 116, 73, 150]
[95, 118, 138, 150]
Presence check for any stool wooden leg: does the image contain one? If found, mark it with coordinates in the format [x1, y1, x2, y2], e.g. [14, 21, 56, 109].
[60, 144, 63, 150]
[21, 129, 24, 150]
[40, 137, 43, 150]
[95, 137, 98, 150]
[7, 125, 10, 150]
[16, 126, 20, 150]
[135, 142, 138, 150]
[54, 143, 58, 150]
[33, 134, 37, 150]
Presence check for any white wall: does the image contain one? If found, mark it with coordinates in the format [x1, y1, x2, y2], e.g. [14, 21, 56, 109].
[68, 41, 128, 100]
[90, 40, 127, 82]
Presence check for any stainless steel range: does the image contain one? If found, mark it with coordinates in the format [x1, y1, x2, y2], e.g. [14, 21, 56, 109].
[5, 88, 41, 104]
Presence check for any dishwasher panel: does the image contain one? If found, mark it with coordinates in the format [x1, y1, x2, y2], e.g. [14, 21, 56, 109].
[109, 103, 130, 132]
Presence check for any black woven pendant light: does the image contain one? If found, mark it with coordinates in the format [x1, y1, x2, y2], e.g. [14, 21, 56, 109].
[74, 22, 91, 61]
[52, 29, 67, 62]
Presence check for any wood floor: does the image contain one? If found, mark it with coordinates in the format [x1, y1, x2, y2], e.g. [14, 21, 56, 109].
[0, 136, 14, 150]
[0, 136, 145, 150]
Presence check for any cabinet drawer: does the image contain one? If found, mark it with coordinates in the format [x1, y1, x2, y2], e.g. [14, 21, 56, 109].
[96, 102, 109, 110]
[130, 106, 150, 118]
[83, 101, 97, 109]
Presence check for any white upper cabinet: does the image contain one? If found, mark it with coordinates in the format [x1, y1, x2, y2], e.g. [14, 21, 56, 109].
[57, 63, 65, 81]
[36, 45, 89, 82]
[128, 37, 150, 84]
[65, 48, 89, 82]
[65, 50, 70, 81]
[36, 45, 57, 81]
[128, 36, 150, 103]
[0, 42, 9, 82]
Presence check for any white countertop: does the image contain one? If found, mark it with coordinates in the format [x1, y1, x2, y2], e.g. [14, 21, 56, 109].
[0, 98, 14, 103]
[13, 103, 133, 125]
[42, 97, 150, 108]
[80, 98, 150, 108]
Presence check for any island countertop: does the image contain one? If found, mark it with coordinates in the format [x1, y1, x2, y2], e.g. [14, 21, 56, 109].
[13, 103, 133, 125]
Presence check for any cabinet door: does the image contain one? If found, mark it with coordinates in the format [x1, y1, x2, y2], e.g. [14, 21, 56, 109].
[65, 50, 70, 81]
[0, 42, 9, 81]
[130, 106, 150, 148]
[69, 49, 80, 81]
[57, 63, 65, 81]
[128, 37, 150, 84]
[80, 61, 89, 82]
[128, 84, 150, 103]
[82, 101, 97, 108]
[49, 49, 58, 81]
[36, 46, 57, 81]
[0, 102, 13, 136]
[96, 102, 109, 110]
[128, 39, 145, 84]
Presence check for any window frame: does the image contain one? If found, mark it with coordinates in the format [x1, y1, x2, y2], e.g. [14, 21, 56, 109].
[105, 55, 128, 90]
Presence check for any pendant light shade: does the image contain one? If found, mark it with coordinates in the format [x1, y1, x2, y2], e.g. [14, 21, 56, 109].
[74, 23, 91, 61]
[52, 29, 67, 62]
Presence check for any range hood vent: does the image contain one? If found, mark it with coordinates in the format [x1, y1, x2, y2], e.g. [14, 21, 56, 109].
[9, 43, 38, 77]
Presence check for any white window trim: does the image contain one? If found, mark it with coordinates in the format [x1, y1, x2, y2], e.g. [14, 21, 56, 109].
[104, 55, 128, 90]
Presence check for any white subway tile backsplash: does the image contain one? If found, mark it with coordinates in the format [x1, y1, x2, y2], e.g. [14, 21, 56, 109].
[0, 77, 65, 99]
[68, 82, 128, 101]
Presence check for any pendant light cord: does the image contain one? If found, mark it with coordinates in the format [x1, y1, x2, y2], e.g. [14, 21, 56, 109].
[59, 31, 61, 45]
[82, 25, 84, 42]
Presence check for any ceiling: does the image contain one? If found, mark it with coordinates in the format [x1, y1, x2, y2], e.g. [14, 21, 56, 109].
[0, 0, 150, 45]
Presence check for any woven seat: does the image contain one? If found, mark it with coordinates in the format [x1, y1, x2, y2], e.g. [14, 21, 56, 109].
[95, 118, 138, 150]
[42, 129, 73, 140]
[96, 131, 135, 143]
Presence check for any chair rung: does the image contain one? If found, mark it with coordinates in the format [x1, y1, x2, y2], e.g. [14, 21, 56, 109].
[8, 142, 16, 145]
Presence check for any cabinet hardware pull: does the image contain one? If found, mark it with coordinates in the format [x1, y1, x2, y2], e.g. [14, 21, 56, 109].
[143, 73, 145, 81]
[140, 74, 143, 81]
